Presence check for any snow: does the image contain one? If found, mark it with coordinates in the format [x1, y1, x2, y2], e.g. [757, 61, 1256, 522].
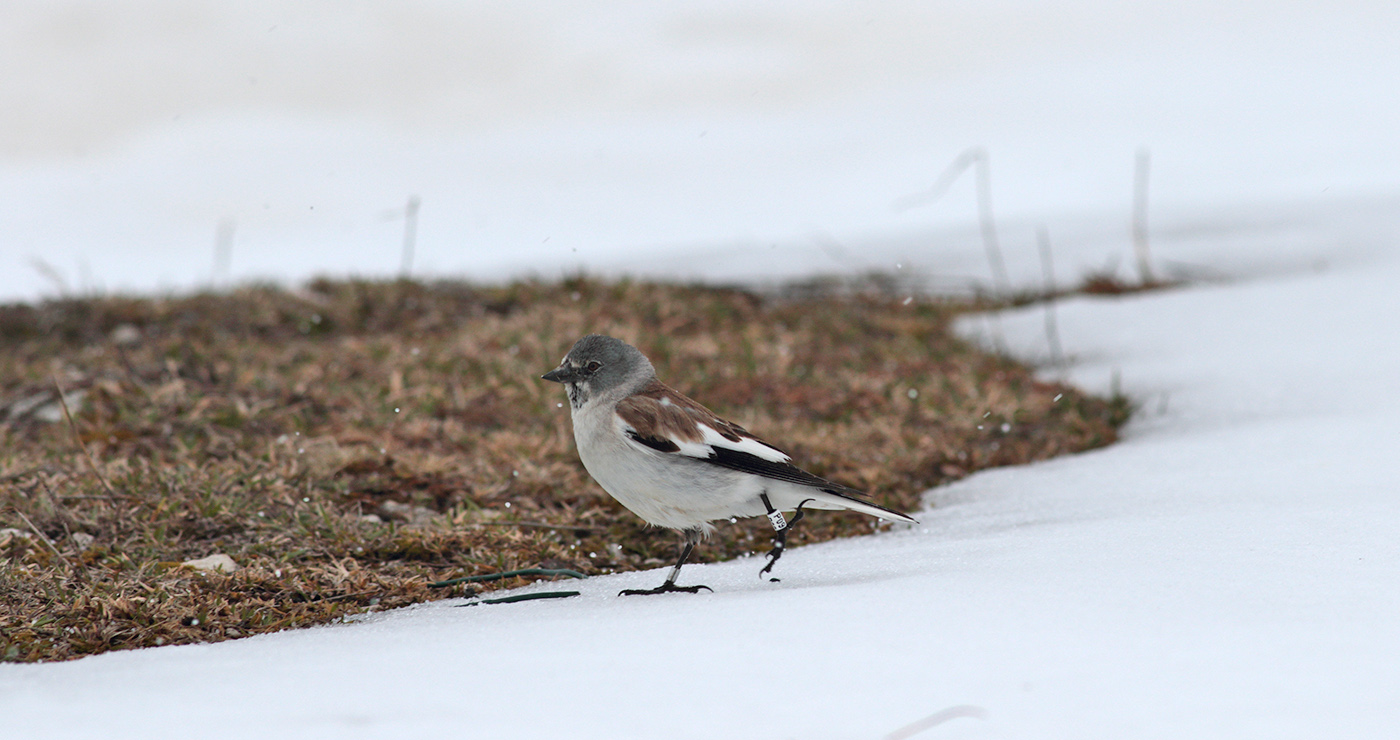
[4, 2, 1400, 738]
[4, 1, 1400, 299]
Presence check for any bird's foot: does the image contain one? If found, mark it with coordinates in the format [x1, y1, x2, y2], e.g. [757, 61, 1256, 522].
[618, 581, 713, 597]
[759, 540, 787, 581]
[759, 498, 813, 581]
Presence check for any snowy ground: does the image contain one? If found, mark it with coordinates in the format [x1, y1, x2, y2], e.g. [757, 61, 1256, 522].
[5, 201, 1398, 739]
[4, 2, 1400, 739]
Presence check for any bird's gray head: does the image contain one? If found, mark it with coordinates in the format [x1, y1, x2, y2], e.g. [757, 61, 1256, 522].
[541, 334, 655, 409]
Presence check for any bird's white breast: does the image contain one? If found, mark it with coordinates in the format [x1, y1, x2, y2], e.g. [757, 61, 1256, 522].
[569, 398, 765, 531]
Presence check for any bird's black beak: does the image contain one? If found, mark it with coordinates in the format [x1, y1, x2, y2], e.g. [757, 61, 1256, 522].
[542, 366, 576, 384]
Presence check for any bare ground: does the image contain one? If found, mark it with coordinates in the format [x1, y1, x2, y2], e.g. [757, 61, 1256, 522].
[0, 276, 1128, 662]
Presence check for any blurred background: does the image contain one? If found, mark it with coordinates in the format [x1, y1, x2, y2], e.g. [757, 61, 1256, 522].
[2, 0, 1398, 302]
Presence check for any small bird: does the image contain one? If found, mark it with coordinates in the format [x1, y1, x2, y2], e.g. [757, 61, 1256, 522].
[542, 334, 917, 595]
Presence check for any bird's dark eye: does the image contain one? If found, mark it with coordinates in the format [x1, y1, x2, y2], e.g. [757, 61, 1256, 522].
[585, 360, 602, 373]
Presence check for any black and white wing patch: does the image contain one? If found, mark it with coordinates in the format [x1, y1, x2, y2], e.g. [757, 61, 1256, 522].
[615, 381, 863, 497]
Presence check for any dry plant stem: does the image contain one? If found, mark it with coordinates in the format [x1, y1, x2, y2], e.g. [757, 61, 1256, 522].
[885, 705, 989, 740]
[1037, 226, 1066, 375]
[895, 147, 1010, 350]
[400, 195, 421, 277]
[52, 375, 118, 497]
[15, 509, 69, 567]
[476, 521, 603, 532]
[971, 148, 1010, 297]
[1133, 147, 1155, 285]
[893, 147, 1010, 296]
[213, 218, 235, 286]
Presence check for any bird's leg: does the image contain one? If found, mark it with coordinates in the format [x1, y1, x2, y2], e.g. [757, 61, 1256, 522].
[759, 494, 813, 581]
[619, 528, 713, 596]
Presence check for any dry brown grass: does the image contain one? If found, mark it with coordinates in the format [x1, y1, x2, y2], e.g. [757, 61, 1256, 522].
[0, 276, 1128, 662]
